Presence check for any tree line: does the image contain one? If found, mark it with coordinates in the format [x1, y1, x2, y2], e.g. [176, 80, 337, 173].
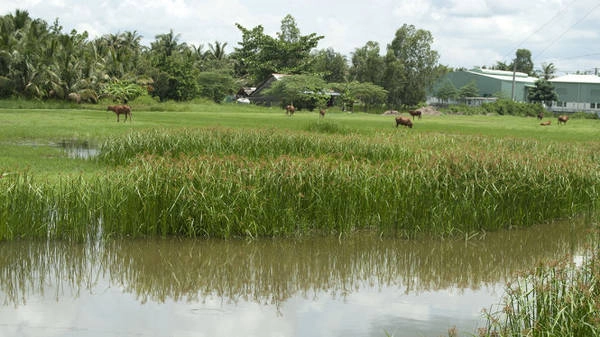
[0, 10, 497, 110]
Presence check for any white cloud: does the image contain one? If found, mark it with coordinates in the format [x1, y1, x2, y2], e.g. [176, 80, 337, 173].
[1, 0, 599, 72]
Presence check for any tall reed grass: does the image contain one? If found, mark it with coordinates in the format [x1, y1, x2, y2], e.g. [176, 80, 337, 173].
[479, 229, 599, 337]
[2, 127, 600, 240]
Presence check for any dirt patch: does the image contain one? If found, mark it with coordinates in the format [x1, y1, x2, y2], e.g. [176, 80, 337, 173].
[381, 106, 441, 116]
[415, 106, 441, 116]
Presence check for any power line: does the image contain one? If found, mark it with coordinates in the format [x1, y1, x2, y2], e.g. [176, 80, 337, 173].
[534, 1, 600, 60]
[502, 0, 579, 60]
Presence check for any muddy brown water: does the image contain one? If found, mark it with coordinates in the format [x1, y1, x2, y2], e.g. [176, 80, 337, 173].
[0, 220, 591, 337]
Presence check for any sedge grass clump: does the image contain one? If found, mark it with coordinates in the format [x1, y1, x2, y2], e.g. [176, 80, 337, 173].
[3, 127, 600, 241]
[304, 120, 349, 134]
[479, 231, 600, 337]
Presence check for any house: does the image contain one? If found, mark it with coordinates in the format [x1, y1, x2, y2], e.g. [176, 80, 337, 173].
[428, 68, 539, 105]
[248, 73, 289, 106]
[548, 74, 600, 113]
[247, 73, 340, 108]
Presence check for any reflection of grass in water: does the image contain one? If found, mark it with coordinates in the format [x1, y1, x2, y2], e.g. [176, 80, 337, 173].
[479, 229, 600, 337]
[0, 221, 591, 309]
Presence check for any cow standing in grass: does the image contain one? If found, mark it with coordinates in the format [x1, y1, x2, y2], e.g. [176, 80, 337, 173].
[108, 105, 132, 122]
[319, 109, 326, 118]
[408, 110, 422, 120]
[285, 104, 295, 116]
[558, 115, 569, 125]
[395, 116, 413, 128]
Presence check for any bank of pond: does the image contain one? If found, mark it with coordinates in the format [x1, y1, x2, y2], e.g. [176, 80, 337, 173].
[2, 127, 600, 240]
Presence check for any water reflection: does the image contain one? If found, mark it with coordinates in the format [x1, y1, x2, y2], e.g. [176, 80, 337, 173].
[0, 220, 591, 336]
[56, 139, 98, 159]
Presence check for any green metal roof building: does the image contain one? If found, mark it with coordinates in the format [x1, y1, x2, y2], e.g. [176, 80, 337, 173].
[549, 74, 600, 113]
[430, 68, 538, 103]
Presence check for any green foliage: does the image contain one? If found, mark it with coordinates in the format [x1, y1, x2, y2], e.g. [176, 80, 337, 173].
[458, 80, 479, 98]
[329, 81, 387, 112]
[383, 24, 441, 106]
[436, 79, 458, 102]
[310, 48, 348, 83]
[232, 14, 323, 83]
[151, 56, 200, 101]
[197, 71, 237, 103]
[482, 99, 545, 117]
[481, 238, 600, 337]
[102, 81, 147, 103]
[349, 41, 384, 85]
[528, 78, 558, 106]
[4, 126, 600, 240]
[305, 120, 348, 134]
[264, 74, 329, 109]
[513, 48, 534, 75]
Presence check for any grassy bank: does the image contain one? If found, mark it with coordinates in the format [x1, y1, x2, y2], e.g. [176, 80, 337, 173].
[2, 124, 600, 240]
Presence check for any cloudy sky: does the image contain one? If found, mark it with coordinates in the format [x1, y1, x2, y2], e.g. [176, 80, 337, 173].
[2, 0, 600, 75]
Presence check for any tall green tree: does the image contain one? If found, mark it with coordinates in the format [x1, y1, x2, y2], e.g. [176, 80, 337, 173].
[513, 49, 534, 75]
[349, 41, 384, 85]
[310, 48, 348, 83]
[232, 14, 323, 84]
[384, 24, 440, 106]
[148, 30, 199, 101]
[459, 80, 479, 99]
[528, 78, 558, 106]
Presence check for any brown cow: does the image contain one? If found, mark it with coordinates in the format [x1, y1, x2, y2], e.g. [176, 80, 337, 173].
[285, 104, 295, 116]
[558, 115, 569, 125]
[408, 110, 422, 120]
[540, 120, 551, 126]
[395, 116, 413, 128]
[319, 109, 326, 118]
[107, 105, 132, 122]
[537, 112, 544, 120]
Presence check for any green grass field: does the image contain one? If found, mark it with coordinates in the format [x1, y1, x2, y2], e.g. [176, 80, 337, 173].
[2, 101, 599, 178]
[2, 100, 600, 240]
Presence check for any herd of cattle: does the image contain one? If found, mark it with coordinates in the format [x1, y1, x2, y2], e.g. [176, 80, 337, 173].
[537, 112, 570, 126]
[394, 109, 571, 129]
[105, 103, 572, 128]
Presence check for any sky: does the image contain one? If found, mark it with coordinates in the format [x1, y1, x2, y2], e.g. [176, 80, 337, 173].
[2, 0, 600, 76]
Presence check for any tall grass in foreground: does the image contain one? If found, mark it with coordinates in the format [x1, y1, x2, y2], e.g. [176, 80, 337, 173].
[2, 126, 600, 240]
[478, 230, 599, 337]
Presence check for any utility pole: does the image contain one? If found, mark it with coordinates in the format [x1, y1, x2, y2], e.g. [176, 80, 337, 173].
[511, 59, 517, 101]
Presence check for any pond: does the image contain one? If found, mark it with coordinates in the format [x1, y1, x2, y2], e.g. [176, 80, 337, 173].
[0, 220, 590, 337]
[56, 139, 99, 159]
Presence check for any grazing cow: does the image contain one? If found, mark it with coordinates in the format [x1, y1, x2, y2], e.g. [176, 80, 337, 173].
[537, 112, 544, 120]
[558, 115, 569, 125]
[408, 110, 422, 120]
[395, 116, 413, 128]
[540, 120, 551, 126]
[107, 105, 132, 122]
[67, 92, 81, 104]
[319, 109, 326, 118]
[285, 104, 295, 116]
